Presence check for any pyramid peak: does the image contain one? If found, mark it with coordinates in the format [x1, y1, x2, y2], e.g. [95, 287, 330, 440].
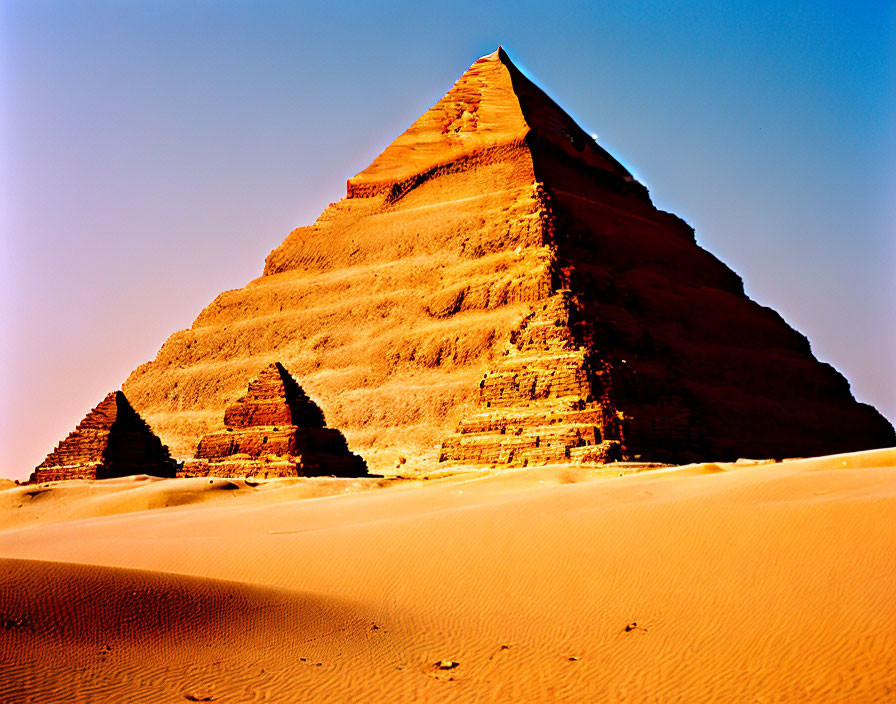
[87, 390, 131, 424]
[109, 389, 130, 407]
[259, 361, 291, 375]
[99, 389, 122, 404]
[473, 46, 521, 73]
[488, 45, 512, 65]
[345, 47, 636, 200]
[479, 45, 505, 59]
[225, 363, 324, 429]
[260, 361, 290, 380]
[252, 362, 307, 397]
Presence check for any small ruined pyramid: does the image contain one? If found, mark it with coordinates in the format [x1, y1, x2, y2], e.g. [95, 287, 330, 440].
[181, 363, 367, 478]
[123, 47, 895, 471]
[31, 391, 179, 483]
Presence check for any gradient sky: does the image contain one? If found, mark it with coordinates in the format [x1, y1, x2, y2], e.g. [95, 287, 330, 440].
[2, 0, 894, 480]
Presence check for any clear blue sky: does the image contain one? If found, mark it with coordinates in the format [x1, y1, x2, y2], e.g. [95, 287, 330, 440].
[2, 0, 894, 478]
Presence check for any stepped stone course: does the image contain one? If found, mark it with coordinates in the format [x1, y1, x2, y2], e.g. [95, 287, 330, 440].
[180, 363, 367, 478]
[31, 391, 179, 483]
[123, 47, 895, 472]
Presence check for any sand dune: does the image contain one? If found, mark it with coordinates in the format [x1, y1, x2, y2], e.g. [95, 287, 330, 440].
[1, 449, 894, 702]
[0, 475, 397, 532]
[0, 559, 376, 704]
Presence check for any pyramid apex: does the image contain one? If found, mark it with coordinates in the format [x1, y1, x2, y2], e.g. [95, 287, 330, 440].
[253, 361, 288, 378]
[260, 361, 302, 389]
[223, 362, 324, 430]
[343, 47, 637, 200]
[474, 45, 514, 68]
[97, 389, 129, 415]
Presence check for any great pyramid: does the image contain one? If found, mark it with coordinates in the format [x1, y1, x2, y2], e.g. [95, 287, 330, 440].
[123, 47, 895, 472]
[181, 362, 367, 478]
[31, 391, 179, 482]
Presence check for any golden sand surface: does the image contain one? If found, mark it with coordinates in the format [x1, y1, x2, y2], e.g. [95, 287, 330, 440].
[1, 448, 894, 702]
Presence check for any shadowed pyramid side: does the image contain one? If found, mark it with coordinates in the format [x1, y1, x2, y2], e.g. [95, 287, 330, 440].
[438, 49, 895, 465]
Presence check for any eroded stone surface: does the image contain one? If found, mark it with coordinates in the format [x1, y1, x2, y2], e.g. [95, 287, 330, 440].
[31, 392, 179, 482]
[124, 48, 895, 472]
[180, 363, 367, 478]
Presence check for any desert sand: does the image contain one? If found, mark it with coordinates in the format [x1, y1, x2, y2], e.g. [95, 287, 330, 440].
[1, 448, 894, 702]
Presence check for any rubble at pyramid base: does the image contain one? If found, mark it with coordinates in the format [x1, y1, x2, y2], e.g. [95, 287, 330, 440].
[30, 463, 105, 483]
[180, 454, 366, 479]
[182, 426, 367, 478]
